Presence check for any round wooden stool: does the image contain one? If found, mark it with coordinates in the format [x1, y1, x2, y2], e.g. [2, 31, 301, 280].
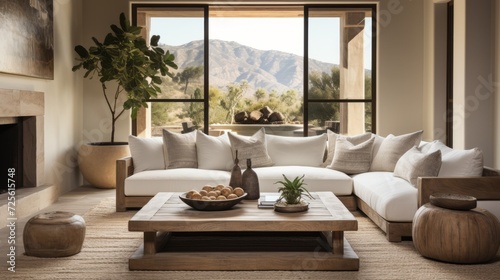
[412, 193, 500, 264]
[23, 211, 86, 257]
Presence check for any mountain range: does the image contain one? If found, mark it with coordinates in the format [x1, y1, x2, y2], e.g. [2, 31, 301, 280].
[162, 39, 337, 93]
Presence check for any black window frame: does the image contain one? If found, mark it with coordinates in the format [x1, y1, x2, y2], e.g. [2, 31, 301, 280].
[131, 3, 377, 136]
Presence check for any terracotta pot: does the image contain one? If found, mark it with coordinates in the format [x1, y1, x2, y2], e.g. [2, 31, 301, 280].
[78, 142, 130, 188]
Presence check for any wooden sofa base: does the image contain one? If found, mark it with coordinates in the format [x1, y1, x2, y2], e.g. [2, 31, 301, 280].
[356, 197, 412, 242]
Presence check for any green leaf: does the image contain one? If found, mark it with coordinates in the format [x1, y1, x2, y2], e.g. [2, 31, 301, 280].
[91, 37, 102, 46]
[119, 12, 128, 31]
[74, 45, 89, 58]
[103, 33, 116, 45]
[130, 107, 138, 119]
[110, 24, 124, 36]
[150, 35, 160, 46]
[151, 76, 162, 84]
[71, 64, 82, 72]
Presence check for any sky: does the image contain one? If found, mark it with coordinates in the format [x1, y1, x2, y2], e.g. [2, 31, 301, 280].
[150, 17, 372, 70]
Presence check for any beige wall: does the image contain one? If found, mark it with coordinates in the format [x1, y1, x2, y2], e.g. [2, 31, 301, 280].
[376, 0, 425, 137]
[0, 0, 84, 194]
[422, 1, 447, 143]
[81, 0, 131, 144]
[452, 0, 495, 165]
[495, 0, 500, 168]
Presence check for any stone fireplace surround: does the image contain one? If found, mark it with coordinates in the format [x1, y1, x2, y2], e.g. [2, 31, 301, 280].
[0, 89, 58, 226]
[0, 89, 44, 187]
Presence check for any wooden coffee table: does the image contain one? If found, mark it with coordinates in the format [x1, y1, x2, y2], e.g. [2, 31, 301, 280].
[128, 191, 359, 271]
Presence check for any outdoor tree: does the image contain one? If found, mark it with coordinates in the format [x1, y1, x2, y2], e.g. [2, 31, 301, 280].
[254, 88, 266, 101]
[308, 67, 341, 126]
[183, 88, 204, 127]
[221, 80, 249, 124]
[209, 87, 226, 124]
[173, 65, 204, 97]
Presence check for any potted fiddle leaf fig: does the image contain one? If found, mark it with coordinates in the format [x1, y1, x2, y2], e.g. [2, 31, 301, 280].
[73, 12, 177, 188]
[274, 174, 313, 212]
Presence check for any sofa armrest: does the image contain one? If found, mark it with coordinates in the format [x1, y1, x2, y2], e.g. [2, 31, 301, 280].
[417, 167, 500, 207]
[116, 156, 134, 212]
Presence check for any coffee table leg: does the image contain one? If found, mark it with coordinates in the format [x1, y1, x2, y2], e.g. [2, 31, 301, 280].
[332, 231, 344, 255]
[144, 232, 156, 255]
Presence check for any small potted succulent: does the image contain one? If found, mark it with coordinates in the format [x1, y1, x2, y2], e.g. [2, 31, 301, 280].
[274, 174, 313, 212]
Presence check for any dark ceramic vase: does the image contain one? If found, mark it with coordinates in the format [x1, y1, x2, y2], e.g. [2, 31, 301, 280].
[229, 150, 242, 188]
[242, 158, 260, 200]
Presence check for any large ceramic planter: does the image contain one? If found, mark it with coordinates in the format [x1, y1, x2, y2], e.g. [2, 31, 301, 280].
[78, 142, 130, 189]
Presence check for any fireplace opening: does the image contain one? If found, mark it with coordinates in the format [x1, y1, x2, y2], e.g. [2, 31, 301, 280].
[0, 121, 23, 194]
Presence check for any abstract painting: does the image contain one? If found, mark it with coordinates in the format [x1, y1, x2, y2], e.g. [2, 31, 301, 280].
[0, 0, 53, 79]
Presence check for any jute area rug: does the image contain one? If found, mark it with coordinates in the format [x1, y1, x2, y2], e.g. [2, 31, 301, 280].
[6, 198, 500, 280]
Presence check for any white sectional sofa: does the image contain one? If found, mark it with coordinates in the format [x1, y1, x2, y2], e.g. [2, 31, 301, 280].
[116, 128, 500, 242]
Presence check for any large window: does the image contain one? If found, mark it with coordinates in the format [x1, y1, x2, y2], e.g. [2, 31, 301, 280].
[132, 4, 376, 137]
[306, 7, 374, 135]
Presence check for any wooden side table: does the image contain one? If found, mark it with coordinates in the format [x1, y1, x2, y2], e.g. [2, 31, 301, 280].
[412, 193, 500, 264]
[23, 211, 86, 257]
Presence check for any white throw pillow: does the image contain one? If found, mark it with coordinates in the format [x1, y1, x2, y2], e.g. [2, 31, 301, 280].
[196, 130, 233, 171]
[162, 129, 197, 169]
[128, 135, 165, 173]
[228, 128, 273, 168]
[370, 130, 423, 172]
[393, 146, 442, 186]
[324, 131, 372, 167]
[428, 141, 483, 177]
[328, 137, 375, 174]
[266, 133, 327, 167]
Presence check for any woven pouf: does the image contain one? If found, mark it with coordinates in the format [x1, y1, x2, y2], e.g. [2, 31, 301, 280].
[23, 211, 86, 257]
[412, 193, 500, 264]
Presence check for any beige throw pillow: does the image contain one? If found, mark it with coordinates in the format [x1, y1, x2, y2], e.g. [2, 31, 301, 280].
[427, 141, 483, 177]
[328, 137, 375, 174]
[162, 129, 197, 169]
[128, 135, 165, 173]
[324, 131, 372, 167]
[394, 146, 442, 186]
[227, 128, 273, 168]
[196, 130, 233, 171]
[266, 133, 327, 167]
[370, 130, 423, 172]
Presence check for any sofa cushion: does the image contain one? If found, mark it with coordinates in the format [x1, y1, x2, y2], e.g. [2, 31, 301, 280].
[253, 166, 353, 195]
[162, 129, 197, 169]
[393, 147, 442, 186]
[324, 131, 372, 166]
[128, 135, 165, 173]
[328, 137, 374, 174]
[266, 134, 327, 167]
[352, 172, 418, 222]
[370, 130, 423, 172]
[196, 130, 233, 171]
[228, 128, 273, 168]
[427, 141, 483, 177]
[124, 169, 231, 196]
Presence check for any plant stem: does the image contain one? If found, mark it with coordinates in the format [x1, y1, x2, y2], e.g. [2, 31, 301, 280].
[101, 83, 115, 143]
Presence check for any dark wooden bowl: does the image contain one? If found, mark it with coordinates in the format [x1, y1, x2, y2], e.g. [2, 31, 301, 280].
[179, 193, 247, 211]
[429, 193, 477, 210]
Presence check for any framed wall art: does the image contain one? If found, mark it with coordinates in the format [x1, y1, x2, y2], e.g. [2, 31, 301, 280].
[0, 0, 54, 79]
